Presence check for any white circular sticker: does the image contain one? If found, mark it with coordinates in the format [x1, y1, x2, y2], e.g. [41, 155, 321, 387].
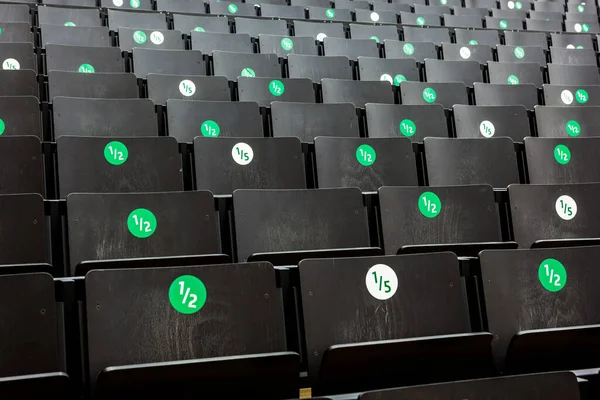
[232, 142, 254, 165]
[479, 120, 495, 138]
[370, 12, 380, 21]
[150, 31, 164, 45]
[561, 90, 574, 105]
[316, 32, 327, 41]
[2, 58, 19, 70]
[567, 44, 575, 49]
[508, 0, 515, 8]
[179, 79, 196, 97]
[459, 46, 471, 59]
[112, 0, 123, 6]
[555, 195, 577, 220]
[380, 73, 393, 84]
[365, 264, 398, 301]
[574, 23, 582, 32]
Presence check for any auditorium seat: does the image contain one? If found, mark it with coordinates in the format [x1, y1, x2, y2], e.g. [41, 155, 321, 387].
[535, 105, 600, 137]
[48, 71, 139, 100]
[288, 54, 352, 82]
[384, 40, 437, 63]
[213, 51, 280, 81]
[132, 48, 205, 78]
[542, 84, 599, 106]
[474, 82, 539, 109]
[400, 81, 469, 108]
[238, 77, 315, 107]
[259, 34, 318, 57]
[147, 75, 230, 105]
[191, 31, 253, 53]
[454, 104, 531, 140]
[119, 28, 184, 51]
[366, 103, 449, 141]
[322, 79, 394, 108]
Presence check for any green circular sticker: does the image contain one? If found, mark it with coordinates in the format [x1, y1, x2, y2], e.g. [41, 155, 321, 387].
[554, 144, 570, 165]
[403, 43, 414, 55]
[104, 141, 129, 165]
[499, 19, 508, 29]
[64, 21, 75, 27]
[194, 26, 205, 32]
[515, 1, 522, 9]
[241, 67, 255, 77]
[393, 74, 406, 86]
[325, 8, 335, 18]
[582, 23, 590, 32]
[133, 30, 147, 44]
[269, 79, 285, 96]
[577, 4, 584, 12]
[538, 258, 567, 292]
[576, 89, 588, 104]
[370, 35, 380, 43]
[399, 119, 416, 137]
[565, 120, 581, 136]
[416, 16, 425, 25]
[422, 87, 437, 103]
[469, 40, 478, 45]
[78, 63, 95, 73]
[514, 46, 525, 59]
[228, 3, 238, 12]
[0, 119, 5, 136]
[356, 144, 376, 166]
[281, 37, 293, 51]
[507, 74, 519, 84]
[440, 0, 447, 4]
[201, 120, 220, 137]
[169, 275, 207, 314]
[576, 45, 584, 49]
[130, 0, 140, 6]
[127, 208, 157, 238]
[418, 191, 441, 218]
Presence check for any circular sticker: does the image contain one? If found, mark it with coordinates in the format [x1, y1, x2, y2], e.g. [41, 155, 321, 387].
[576, 89, 588, 104]
[440, 0, 447, 4]
[403, 43, 415, 56]
[316, 32, 327, 41]
[513, 46, 525, 59]
[499, 19, 508, 29]
[232, 142, 254, 165]
[64, 21, 76, 26]
[133, 30, 147, 44]
[459, 46, 471, 59]
[538, 259, 567, 292]
[380, 73, 393, 84]
[507, 74, 519, 84]
[469, 39, 478, 45]
[515, 1, 522, 9]
[393, 74, 406, 86]
[130, 0, 140, 7]
[169, 275, 207, 314]
[127, 208, 157, 238]
[416, 16, 425, 25]
[419, 191, 441, 218]
[370, 12, 379, 22]
[508, 0, 514, 8]
[280, 37, 293, 51]
[201, 120, 220, 137]
[356, 144, 376, 166]
[561, 89, 574, 105]
[228, 3, 238, 13]
[241, 67, 255, 77]
[104, 141, 129, 165]
[399, 119, 416, 137]
[422, 87, 436, 103]
[577, 45, 584, 49]
[554, 144, 570, 165]
[78, 63, 94, 73]
[325, 8, 335, 18]
[577, 4, 584, 11]
[194, 26, 205, 32]
[0, 119, 5, 135]
[370, 36, 380, 43]
[269, 79, 285, 96]
[179, 79, 196, 96]
[479, 120, 495, 138]
[555, 194, 577, 220]
[2, 58, 19, 70]
[150, 31, 164, 45]
[565, 120, 581, 137]
[113, 0, 123, 6]
[365, 264, 398, 300]
[567, 44, 575, 49]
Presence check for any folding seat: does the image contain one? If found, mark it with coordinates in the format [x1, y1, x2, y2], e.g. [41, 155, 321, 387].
[550, 46, 597, 65]
[399, 12, 443, 27]
[0, 43, 34, 71]
[322, 79, 394, 108]
[288, 54, 352, 82]
[366, 103, 448, 141]
[147, 75, 230, 105]
[314, 137, 418, 191]
[48, 71, 138, 101]
[308, 7, 352, 21]
[323, 37, 379, 59]
[414, 4, 451, 15]
[379, 185, 503, 254]
[0, 136, 42, 196]
[453, 104, 531, 140]
[271, 102, 359, 142]
[194, 137, 305, 194]
[552, 32, 593, 49]
[525, 19, 563, 32]
[465, 0, 496, 8]
[46, 44, 123, 73]
[0, 96, 40, 139]
[67, 191, 222, 274]
[492, 9, 527, 19]
[488, 61, 543, 87]
[402, 26, 451, 45]
[528, 10, 563, 20]
[497, 44, 547, 64]
[38, 6, 102, 27]
[259, 35, 318, 57]
[480, 246, 600, 373]
[291, 0, 331, 7]
[53, 97, 158, 138]
[107, 9, 168, 31]
[235, 17, 288, 37]
[565, 21, 600, 33]
[43, 0, 95, 6]
[454, 28, 501, 46]
[358, 57, 419, 85]
[209, 1, 257, 17]
[84, 263, 298, 398]
[132, 48, 204, 78]
[400, 81, 469, 108]
[372, 2, 411, 13]
[0, 70, 37, 96]
[485, 16, 524, 30]
[424, 137, 519, 187]
[542, 84, 600, 106]
[443, 14, 484, 28]
[350, 23, 399, 42]
[166, 100, 264, 141]
[101, 0, 152, 10]
[393, 0, 426, 5]
[442, 43, 494, 63]
[566, 2, 597, 14]
[172, 14, 230, 34]
[293, 20, 345, 41]
[238, 77, 315, 107]
[433, 0, 462, 6]
[504, 30, 548, 49]
[156, 0, 206, 13]
[474, 82, 538, 109]
[336, 0, 370, 10]
[191, 31, 253, 53]
[425, 59, 483, 86]
[57, 137, 182, 197]
[453, 6, 489, 16]
[260, 3, 306, 19]
[355, 10, 398, 24]
[384, 40, 437, 63]
[564, 12, 598, 23]
[233, 188, 370, 262]
[118, 28, 184, 51]
[548, 64, 600, 85]
[524, 137, 600, 184]
[41, 25, 110, 48]
[0, 4, 30, 23]
[535, 105, 600, 138]
[533, 1, 564, 13]
[0, 23, 31, 43]
[360, 373, 579, 399]
[213, 52, 280, 81]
